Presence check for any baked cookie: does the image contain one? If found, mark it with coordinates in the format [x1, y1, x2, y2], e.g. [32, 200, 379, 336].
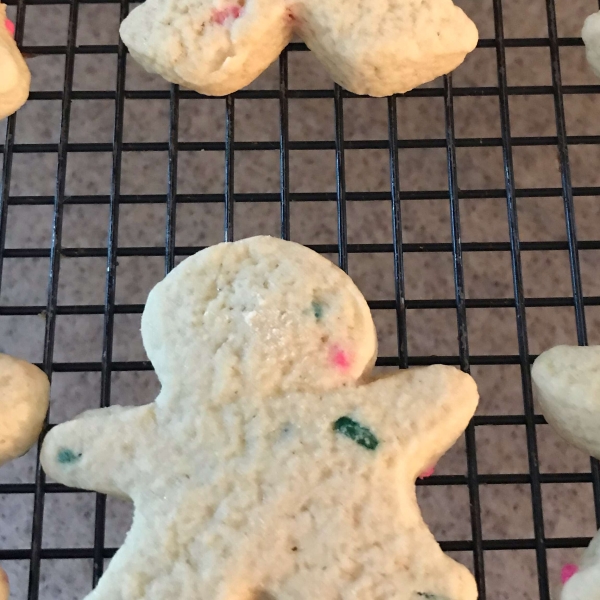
[0, 567, 8, 600]
[0, 353, 49, 466]
[0, 354, 49, 600]
[561, 530, 600, 600]
[532, 346, 600, 600]
[42, 236, 479, 600]
[0, 4, 30, 120]
[583, 11, 600, 79]
[532, 345, 600, 460]
[120, 0, 478, 97]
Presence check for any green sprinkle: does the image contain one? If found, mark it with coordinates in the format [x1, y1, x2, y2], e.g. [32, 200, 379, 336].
[312, 301, 324, 321]
[57, 448, 82, 464]
[333, 416, 379, 450]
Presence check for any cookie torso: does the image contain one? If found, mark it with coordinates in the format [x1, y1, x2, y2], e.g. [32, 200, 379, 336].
[0, 353, 50, 466]
[0, 3, 30, 119]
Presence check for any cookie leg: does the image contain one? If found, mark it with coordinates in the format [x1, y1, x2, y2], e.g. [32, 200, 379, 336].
[120, 0, 293, 96]
[296, 0, 478, 96]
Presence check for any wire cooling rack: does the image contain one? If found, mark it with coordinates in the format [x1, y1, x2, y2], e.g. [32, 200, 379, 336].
[1, 0, 600, 599]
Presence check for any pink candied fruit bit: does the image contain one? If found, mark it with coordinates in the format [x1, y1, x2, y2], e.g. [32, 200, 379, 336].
[561, 563, 579, 585]
[211, 5, 242, 25]
[330, 345, 352, 371]
[5, 17, 15, 37]
[418, 466, 436, 479]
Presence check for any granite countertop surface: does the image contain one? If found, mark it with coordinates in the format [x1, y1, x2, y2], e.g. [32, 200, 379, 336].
[1, 0, 600, 598]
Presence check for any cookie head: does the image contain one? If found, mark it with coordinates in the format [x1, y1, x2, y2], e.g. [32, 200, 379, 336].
[142, 237, 377, 402]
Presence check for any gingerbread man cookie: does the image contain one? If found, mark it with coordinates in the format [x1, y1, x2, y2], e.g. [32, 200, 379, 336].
[42, 236, 479, 600]
[0, 353, 50, 600]
[0, 4, 30, 120]
[119, 0, 479, 97]
[533, 345, 600, 600]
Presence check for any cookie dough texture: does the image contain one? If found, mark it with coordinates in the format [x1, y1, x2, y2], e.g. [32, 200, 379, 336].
[0, 353, 49, 466]
[0, 3, 30, 120]
[0, 567, 8, 600]
[120, 0, 479, 97]
[42, 236, 479, 600]
[583, 11, 600, 79]
[562, 530, 600, 600]
[532, 345, 600, 460]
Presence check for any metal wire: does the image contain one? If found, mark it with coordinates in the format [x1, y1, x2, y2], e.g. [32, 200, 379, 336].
[0, 0, 598, 598]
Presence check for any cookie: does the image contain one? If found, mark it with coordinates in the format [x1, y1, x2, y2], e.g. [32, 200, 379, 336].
[0, 354, 49, 600]
[42, 236, 479, 600]
[532, 346, 600, 600]
[561, 530, 600, 600]
[120, 0, 478, 97]
[0, 4, 30, 120]
[0, 353, 49, 466]
[532, 345, 600, 460]
[0, 567, 7, 600]
[583, 11, 600, 79]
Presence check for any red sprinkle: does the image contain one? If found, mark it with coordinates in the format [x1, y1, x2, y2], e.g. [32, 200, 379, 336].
[561, 564, 579, 585]
[211, 5, 242, 25]
[330, 345, 352, 371]
[418, 465, 436, 479]
[5, 17, 15, 37]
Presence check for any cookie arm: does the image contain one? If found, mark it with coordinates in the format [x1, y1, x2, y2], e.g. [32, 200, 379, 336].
[347, 365, 479, 478]
[40, 404, 157, 499]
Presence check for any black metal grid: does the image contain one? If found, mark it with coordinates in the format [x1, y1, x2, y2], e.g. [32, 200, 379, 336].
[1, 0, 600, 599]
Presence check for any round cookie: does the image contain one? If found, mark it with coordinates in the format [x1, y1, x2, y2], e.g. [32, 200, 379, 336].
[41, 236, 479, 600]
[0, 353, 50, 466]
[119, 0, 478, 97]
[0, 4, 30, 119]
[583, 11, 600, 79]
[532, 345, 600, 460]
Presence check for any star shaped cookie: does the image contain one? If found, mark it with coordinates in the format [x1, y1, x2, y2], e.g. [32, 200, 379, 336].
[119, 0, 478, 97]
[42, 236, 479, 600]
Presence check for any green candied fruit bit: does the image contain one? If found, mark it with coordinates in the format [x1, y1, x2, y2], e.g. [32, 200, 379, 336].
[333, 416, 379, 450]
[57, 448, 82, 464]
[312, 301, 324, 321]
[415, 594, 451, 600]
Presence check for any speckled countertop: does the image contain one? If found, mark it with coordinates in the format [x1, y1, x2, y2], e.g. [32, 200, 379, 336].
[1, 0, 600, 598]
